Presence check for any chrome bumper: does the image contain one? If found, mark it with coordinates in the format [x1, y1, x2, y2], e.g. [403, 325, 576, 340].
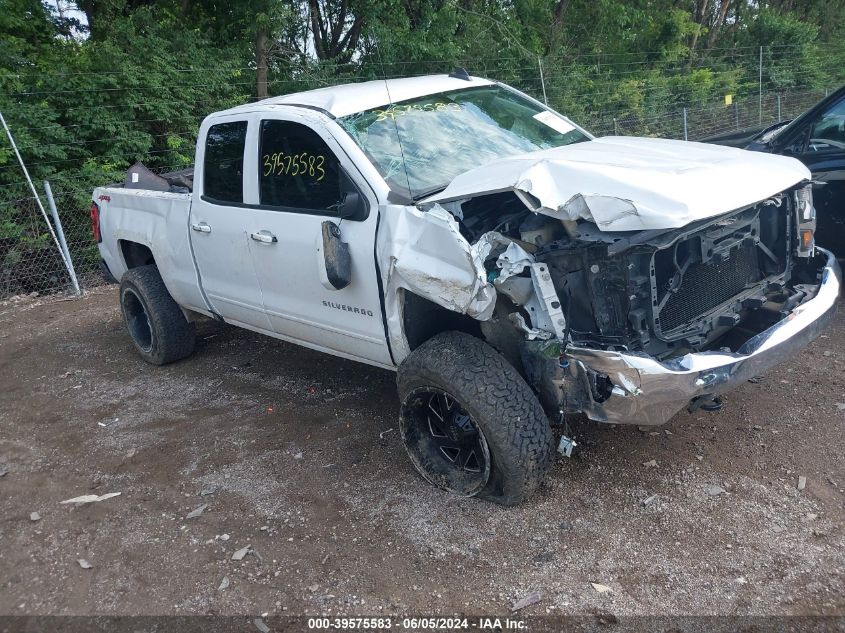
[564, 248, 841, 426]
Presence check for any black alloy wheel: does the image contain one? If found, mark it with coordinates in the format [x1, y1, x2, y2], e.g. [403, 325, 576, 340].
[401, 386, 491, 496]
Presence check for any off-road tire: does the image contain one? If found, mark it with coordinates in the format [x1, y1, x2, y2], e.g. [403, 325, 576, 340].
[119, 265, 195, 365]
[397, 331, 554, 505]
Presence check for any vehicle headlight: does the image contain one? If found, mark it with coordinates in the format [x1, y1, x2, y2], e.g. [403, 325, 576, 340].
[796, 184, 814, 221]
[794, 184, 815, 258]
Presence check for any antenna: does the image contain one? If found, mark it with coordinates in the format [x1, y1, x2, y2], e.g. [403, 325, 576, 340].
[449, 67, 471, 81]
[375, 49, 414, 201]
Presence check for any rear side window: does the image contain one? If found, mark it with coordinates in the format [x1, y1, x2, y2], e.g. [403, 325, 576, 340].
[204, 121, 247, 203]
[259, 120, 342, 210]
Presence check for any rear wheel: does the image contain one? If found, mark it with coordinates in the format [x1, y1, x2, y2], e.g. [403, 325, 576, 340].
[119, 265, 195, 365]
[397, 331, 554, 505]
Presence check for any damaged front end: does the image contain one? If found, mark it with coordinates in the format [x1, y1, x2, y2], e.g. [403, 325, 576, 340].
[544, 243, 839, 426]
[382, 173, 839, 426]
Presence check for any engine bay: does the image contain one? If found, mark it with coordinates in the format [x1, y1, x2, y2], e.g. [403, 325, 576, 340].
[444, 185, 806, 361]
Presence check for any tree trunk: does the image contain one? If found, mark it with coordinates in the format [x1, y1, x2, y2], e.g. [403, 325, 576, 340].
[76, 0, 97, 38]
[689, 0, 712, 54]
[553, 0, 571, 26]
[308, 0, 326, 59]
[705, 0, 733, 52]
[256, 27, 269, 100]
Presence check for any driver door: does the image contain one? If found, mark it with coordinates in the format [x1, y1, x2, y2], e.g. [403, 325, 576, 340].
[241, 110, 392, 367]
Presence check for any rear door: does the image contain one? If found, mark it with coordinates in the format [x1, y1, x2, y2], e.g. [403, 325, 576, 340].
[189, 117, 272, 331]
[242, 110, 391, 366]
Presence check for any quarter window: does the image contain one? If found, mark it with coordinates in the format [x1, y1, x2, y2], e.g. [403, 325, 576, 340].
[259, 120, 342, 210]
[809, 97, 845, 152]
[204, 121, 247, 203]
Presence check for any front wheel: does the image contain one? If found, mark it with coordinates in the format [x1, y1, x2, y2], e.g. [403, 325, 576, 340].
[397, 331, 554, 505]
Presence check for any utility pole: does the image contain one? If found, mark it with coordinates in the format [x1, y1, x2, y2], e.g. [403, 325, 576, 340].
[256, 27, 269, 100]
[759, 46, 763, 125]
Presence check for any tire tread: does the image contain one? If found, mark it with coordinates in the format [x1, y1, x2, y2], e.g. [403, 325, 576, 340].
[120, 265, 195, 365]
[397, 331, 554, 505]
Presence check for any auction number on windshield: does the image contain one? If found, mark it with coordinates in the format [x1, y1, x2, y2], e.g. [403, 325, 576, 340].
[262, 152, 325, 181]
[373, 102, 462, 122]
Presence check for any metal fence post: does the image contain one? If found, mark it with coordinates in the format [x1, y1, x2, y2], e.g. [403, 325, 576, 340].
[613, 117, 618, 135]
[44, 181, 81, 296]
[538, 57, 548, 106]
[735, 102, 739, 130]
[0, 110, 77, 290]
[683, 107, 688, 141]
[777, 94, 781, 120]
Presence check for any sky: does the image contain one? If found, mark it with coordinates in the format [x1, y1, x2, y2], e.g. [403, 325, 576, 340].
[45, 0, 88, 32]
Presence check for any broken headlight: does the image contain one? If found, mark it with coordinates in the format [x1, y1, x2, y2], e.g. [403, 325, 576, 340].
[794, 184, 816, 258]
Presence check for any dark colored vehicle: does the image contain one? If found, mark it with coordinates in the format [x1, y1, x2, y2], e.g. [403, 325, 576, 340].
[705, 86, 845, 257]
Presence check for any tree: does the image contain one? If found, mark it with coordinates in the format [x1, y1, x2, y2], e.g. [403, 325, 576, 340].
[308, 0, 365, 62]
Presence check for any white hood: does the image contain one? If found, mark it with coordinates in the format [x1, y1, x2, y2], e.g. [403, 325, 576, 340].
[424, 136, 811, 231]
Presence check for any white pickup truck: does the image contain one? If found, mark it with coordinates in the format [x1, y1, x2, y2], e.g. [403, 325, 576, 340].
[92, 73, 841, 505]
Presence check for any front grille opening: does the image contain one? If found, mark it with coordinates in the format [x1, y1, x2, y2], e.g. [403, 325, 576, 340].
[655, 242, 763, 334]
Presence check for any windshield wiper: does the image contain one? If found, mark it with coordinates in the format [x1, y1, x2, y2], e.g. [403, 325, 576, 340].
[411, 184, 448, 202]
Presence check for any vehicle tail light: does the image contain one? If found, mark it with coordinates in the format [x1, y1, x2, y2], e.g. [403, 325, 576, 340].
[794, 184, 815, 258]
[90, 202, 101, 243]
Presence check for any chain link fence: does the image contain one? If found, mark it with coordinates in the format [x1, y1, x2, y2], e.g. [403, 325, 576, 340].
[0, 189, 101, 298]
[590, 88, 831, 139]
[1, 55, 842, 301]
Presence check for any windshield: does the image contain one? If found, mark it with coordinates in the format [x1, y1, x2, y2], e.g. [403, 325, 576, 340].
[337, 85, 589, 199]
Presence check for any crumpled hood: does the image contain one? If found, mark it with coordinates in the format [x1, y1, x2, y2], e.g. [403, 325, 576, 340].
[424, 136, 811, 231]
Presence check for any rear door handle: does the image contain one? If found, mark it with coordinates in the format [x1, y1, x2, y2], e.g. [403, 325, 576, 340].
[250, 230, 278, 244]
[191, 222, 211, 233]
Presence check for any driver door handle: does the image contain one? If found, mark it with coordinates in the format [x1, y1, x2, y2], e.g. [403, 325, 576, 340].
[250, 230, 278, 244]
[191, 222, 211, 233]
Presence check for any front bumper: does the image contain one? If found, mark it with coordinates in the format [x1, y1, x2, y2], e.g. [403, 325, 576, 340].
[564, 248, 841, 426]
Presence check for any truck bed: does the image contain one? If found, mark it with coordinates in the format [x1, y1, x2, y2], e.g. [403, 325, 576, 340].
[93, 177, 201, 313]
[115, 162, 195, 194]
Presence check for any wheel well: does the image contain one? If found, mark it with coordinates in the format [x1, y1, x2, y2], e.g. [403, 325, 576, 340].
[401, 291, 482, 352]
[120, 240, 156, 270]
[401, 291, 532, 384]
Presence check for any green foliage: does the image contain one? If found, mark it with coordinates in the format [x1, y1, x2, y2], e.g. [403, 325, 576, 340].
[0, 0, 843, 296]
[0, 0, 250, 293]
[740, 9, 823, 92]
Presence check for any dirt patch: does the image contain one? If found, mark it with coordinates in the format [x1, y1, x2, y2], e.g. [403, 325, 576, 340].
[0, 288, 842, 617]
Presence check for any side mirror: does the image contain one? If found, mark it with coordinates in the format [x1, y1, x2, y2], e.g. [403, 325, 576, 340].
[335, 191, 366, 221]
[777, 126, 810, 156]
[319, 221, 351, 290]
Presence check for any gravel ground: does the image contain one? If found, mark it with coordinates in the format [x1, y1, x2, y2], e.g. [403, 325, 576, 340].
[0, 287, 842, 620]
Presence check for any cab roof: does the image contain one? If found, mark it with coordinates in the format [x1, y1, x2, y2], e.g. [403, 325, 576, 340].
[219, 74, 495, 119]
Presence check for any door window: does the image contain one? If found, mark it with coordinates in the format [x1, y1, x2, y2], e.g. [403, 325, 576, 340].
[204, 121, 247, 203]
[809, 97, 845, 152]
[259, 120, 343, 211]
